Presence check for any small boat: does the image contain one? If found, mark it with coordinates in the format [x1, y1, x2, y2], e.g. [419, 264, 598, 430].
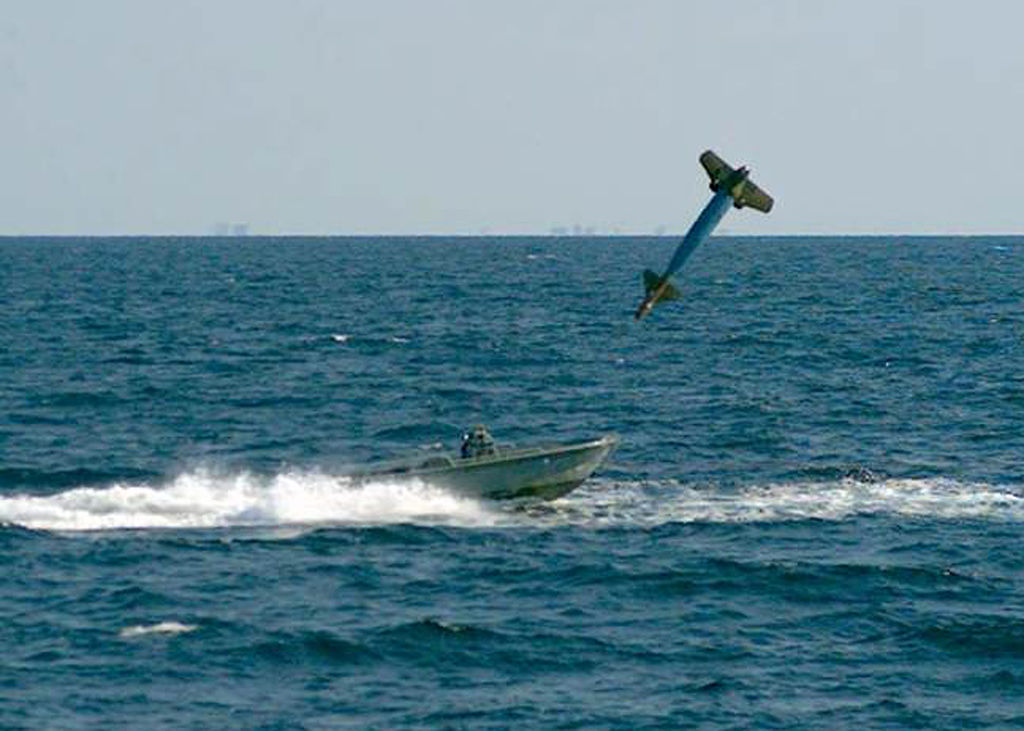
[347, 425, 618, 500]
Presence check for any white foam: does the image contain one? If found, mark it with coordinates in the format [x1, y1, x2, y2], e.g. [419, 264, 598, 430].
[534, 476, 1024, 527]
[4, 471, 1019, 533]
[0, 468, 500, 532]
[119, 621, 197, 639]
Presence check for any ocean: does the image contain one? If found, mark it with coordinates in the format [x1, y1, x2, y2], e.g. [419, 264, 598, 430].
[1, 235, 1022, 728]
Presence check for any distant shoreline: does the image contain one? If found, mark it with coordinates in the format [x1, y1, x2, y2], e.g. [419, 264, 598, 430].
[1, 233, 1021, 240]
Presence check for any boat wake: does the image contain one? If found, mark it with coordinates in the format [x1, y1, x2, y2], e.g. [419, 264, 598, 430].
[0, 468, 501, 532]
[2, 470, 1020, 533]
[531, 476, 1024, 526]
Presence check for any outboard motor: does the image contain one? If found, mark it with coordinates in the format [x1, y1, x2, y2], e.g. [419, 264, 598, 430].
[461, 424, 497, 458]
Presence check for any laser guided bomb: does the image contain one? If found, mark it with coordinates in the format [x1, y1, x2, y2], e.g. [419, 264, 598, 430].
[634, 150, 774, 320]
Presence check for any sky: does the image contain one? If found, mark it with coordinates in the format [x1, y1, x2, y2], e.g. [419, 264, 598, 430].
[3, 1, 1024, 235]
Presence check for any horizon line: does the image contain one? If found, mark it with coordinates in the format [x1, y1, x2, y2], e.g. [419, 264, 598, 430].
[1, 231, 1023, 239]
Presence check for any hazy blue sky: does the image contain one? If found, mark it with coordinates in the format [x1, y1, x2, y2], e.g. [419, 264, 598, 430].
[3, 1, 1023, 235]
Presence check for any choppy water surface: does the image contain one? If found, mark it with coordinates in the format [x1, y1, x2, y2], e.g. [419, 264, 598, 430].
[1, 236, 1022, 728]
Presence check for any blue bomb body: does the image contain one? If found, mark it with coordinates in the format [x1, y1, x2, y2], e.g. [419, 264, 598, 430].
[664, 189, 733, 278]
[634, 150, 774, 320]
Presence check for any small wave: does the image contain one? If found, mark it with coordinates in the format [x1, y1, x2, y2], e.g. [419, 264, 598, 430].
[329, 333, 412, 347]
[250, 630, 378, 666]
[0, 466, 156, 491]
[119, 621, 197, 639]
[0, 468, 501, 532]
[914, 614, 1024, 659]
[368, 618, 504, 665]
[31, 391, 121, 409]
[380, 618, 487, 641]
[370, 618, 611, 671]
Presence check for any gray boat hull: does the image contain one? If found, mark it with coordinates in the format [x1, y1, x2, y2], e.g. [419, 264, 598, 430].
[352, 435, 618, 500]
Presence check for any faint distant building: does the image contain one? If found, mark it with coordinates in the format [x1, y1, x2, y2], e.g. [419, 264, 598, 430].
[211, 222, 250, 236]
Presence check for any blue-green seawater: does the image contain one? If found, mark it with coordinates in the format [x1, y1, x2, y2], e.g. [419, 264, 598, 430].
[1, 236, 1022, 728]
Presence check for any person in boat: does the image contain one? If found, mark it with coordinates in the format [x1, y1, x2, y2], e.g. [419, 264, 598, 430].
[461, 424, 497, 458]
